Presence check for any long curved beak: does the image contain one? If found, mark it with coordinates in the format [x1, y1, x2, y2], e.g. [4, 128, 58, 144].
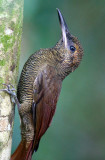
[57, 8, 70, 48]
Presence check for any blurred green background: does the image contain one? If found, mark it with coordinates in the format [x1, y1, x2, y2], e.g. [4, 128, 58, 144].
[12, 0, 105, 160]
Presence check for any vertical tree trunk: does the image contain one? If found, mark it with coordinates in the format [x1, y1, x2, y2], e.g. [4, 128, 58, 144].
[0, 0, 24, 159]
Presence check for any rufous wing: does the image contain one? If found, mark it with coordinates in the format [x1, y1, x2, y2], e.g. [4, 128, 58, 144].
[32, 65, 62, 152]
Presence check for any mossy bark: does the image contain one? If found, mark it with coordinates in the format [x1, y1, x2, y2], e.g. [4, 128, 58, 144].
[0, 0, 24, 159]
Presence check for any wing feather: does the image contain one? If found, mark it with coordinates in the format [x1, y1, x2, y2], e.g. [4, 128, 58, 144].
[32, 65, 62, 151]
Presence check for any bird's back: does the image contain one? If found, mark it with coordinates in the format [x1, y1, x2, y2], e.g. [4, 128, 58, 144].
[17, 48, 58, 104]
[17, 50, 45, 104]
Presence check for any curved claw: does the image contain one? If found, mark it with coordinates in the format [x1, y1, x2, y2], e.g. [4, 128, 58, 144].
[2, 83, 16, 91]
[0, 83, 16, 96]
[0, 83, 20, 109]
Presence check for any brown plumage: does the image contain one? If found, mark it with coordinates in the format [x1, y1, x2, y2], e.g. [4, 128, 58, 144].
[11, 9, 83, 160]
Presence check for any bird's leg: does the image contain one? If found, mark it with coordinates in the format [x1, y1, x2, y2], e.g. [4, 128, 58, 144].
[0, 84, 34, 141]
[0, 83, 20, 109]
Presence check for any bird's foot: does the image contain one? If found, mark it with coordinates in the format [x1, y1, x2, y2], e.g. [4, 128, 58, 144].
[0, 83, 16, 97]
[0, 83, 20, 109]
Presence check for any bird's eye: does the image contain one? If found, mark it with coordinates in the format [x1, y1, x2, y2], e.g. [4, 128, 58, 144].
[70, 45, 76, 52]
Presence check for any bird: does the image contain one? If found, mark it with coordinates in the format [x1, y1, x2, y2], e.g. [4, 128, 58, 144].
[1, 8, 83, 160]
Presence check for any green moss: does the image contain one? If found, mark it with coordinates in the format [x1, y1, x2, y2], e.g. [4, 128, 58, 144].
[0, 0, 23, 83]
[1, 35, 13, 52]
[0, 60, 5, 66]
[0, 24, 5, 35]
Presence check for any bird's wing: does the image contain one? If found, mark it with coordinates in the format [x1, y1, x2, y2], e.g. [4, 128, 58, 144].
[32, 65, 62, 151]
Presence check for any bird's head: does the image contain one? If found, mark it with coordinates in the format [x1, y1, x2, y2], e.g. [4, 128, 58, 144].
[55, 9, 83, 78]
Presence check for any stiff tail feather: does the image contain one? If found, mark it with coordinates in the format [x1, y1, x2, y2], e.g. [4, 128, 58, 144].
[11, 140, 33, 160]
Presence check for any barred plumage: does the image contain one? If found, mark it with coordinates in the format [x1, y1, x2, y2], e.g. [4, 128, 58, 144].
[11, 9, 83, 160]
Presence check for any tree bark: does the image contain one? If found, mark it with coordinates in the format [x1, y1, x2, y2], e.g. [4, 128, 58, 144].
[0, 0, 24, 159]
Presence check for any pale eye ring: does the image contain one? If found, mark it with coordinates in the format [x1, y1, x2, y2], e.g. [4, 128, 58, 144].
[70, 45, 76, 52]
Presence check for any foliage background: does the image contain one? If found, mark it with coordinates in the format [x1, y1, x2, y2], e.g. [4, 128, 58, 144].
[12, 0, 105, 160]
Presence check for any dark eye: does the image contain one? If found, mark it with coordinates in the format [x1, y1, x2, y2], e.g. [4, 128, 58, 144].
[70, 45, 76, 52]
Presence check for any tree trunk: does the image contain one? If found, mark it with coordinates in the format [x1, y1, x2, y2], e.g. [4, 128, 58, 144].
[0, 0, 24, 159]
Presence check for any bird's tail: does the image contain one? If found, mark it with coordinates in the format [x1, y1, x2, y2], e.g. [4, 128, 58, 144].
[11, 140, 33, 160]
